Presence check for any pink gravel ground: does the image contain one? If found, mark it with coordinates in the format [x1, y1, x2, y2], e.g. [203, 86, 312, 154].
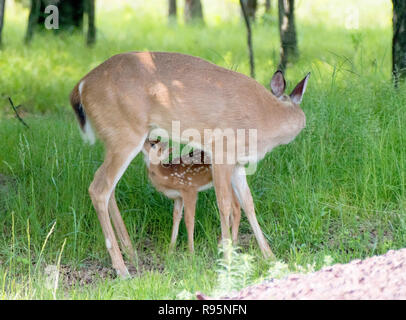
[197, 248, 406, 300]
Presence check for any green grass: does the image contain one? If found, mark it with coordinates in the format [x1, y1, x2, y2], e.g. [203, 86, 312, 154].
[1, 0, 405, 299]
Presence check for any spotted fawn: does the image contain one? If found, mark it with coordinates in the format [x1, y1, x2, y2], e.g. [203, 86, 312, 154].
[142, 140, 241, 253]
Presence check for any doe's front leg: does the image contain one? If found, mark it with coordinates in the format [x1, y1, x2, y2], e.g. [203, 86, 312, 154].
[231, 165, 274, 259]
[211, 164, 235, 247]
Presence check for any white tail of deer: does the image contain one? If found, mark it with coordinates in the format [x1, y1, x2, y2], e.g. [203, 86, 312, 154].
[142, 140, 241, 253]
[70, 52, 309, 277]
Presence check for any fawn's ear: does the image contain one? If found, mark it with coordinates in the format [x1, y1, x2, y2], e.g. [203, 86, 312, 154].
[290, 72, 310, 105]
[270, 70, 286, 98]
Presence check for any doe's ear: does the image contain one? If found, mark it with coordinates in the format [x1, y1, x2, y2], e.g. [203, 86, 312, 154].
[290, 72, 310, 105]
[270, 70, 286, 98]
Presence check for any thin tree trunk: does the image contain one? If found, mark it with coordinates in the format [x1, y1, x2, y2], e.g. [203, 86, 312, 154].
[392, 0, 406, 85]
[0, 0, 5, 47]
[168, 0, 177, 20]
[240, 0, 255, 78]
[25, 0, 41, 44]
[245, 0, 257, 22]
[278, 0, 298, 71]
[87, 0, 96, 46]
[36, 0, 86, 31]
[184, 0, 203, 24]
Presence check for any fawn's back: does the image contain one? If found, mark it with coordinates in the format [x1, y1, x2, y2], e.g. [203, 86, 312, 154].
[143, 142, 213, 199]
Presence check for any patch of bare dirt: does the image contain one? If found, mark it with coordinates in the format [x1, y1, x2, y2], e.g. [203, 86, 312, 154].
[131, 253, 165, 274]
[197, 248, 406, 300]
[46, 248, 166, 287]
[44, 263, 115, 287]
[237, 233, 255, 249]
[61, 264, 115, 286]
[135, 236, 166, 273]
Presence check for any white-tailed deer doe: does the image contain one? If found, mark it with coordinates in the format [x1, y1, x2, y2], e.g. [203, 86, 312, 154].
[142, 140, 241, 253]
[70, 51, 309, 277]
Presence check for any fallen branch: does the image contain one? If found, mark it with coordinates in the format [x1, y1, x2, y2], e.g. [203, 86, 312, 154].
[8, 97, 29, 128]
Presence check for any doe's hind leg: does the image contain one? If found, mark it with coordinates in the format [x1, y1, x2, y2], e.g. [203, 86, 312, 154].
[109, 189, 136, 262]
[89, 133, 147, 277]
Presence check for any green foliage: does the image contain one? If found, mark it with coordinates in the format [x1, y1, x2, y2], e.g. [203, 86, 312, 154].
[211, 240, 254, 297]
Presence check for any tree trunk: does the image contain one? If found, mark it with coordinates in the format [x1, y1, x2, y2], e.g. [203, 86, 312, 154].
[86, 0, 96, 46]
[37, 0, 86, 31]
[244, 0, 257, 22]
[392, 0, 406, 85]
[0, 0, 5, 47]
[25, 0, 89, 43]
[278, 0, 298, 71]
[240, 0, 255, 78]
[25, 0, 41, 44]
[168, 0, 177, 20]
[265, 0, 271, 13]
[184, 0, 203, 24]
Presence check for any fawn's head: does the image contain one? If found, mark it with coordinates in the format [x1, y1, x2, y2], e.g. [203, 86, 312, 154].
[143, 139, 171, 166]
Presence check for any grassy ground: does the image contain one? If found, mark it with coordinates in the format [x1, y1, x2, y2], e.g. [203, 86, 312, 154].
[1, 0, 405, 299]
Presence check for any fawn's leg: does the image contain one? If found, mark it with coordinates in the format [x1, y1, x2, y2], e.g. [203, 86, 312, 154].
[109, 190, 136, 262]
[231, 165, 274, 258]
[182, 190, 198, 253]
[169, 197, 184, 252]
[89, 133, 147, 277]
